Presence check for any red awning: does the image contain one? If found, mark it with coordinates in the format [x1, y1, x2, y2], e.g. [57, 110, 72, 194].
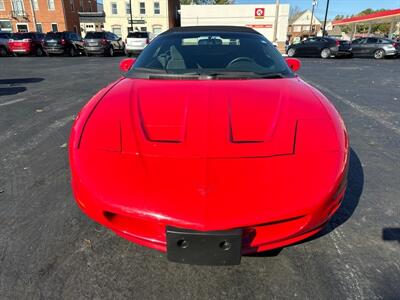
[333, 8, 400, 25]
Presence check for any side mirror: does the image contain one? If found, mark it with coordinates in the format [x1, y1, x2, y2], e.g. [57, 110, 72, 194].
[119, 58, 135, 72]
[285, 57, 301, 72]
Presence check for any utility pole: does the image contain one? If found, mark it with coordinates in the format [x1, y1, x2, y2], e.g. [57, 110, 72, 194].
[129, 0, 133, 31]
[309, 0, 317, 36]
[322, 0, 330, 36]
[273, 0, 280, 42]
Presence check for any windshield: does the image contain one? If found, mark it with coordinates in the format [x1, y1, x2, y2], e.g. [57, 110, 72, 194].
[45, 32, 63, 40]
[11, 33, 31, 40]
[128, 32, 149, 38]
[85, 32, 105, 39]
[128, 31, 293, 80]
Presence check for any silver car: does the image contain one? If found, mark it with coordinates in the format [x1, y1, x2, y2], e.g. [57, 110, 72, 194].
[125, 31, 154, 56]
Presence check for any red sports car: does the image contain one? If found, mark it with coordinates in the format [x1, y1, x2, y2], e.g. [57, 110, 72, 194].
[69, 26, 349, 265]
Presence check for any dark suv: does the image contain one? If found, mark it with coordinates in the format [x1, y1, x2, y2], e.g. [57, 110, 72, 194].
[43, 32, 85, 56]
[83, 31, 125, 56]
[0, 32, 11, 56]
[287, 37, 352, 59]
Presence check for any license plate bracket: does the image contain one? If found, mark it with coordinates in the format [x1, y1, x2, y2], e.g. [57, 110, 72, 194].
[166, 226, 242, 265]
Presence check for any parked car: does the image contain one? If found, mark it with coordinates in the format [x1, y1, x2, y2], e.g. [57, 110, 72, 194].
[69, 26, 349, 265]
[351, 37, 398, 59]
[83, 31, 125, 57]
[8, 32, 45, 56]
[125, 31, 153, 56]
[43, 32, 85, 56]
[287, 37, 352, 59]
[0, 32, 11, 56]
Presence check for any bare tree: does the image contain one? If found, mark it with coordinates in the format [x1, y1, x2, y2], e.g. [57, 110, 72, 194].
[289, 6, 303, 23]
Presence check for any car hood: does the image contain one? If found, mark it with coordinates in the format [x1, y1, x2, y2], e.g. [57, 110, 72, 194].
[73, 77, 346, 230]
[124, 78, 316, 159]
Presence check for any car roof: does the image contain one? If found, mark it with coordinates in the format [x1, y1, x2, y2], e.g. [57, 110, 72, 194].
[162, 26, 261, 35]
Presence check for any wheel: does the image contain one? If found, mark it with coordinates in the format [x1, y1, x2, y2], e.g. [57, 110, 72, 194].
[373, 49, 385, 59]
[321, 48, 331, 59]
[69, 47, 76, 57]
[35, 47, 44, 56]
[0, 46, 7, 57]
[287, 48, 296, 57]
[108, 47, 114, 57]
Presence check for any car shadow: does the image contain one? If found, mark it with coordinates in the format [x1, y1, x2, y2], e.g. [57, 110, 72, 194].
[248, 147, 363, 257]
[0, 86, 27, 96]
[382, 228, 400, 243]
[316, 147, 364, 236]
[0, 78, 44, 85]
[0, 77, 44, 97]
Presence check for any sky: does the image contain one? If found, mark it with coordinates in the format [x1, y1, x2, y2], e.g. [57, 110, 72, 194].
[235, 0, 400, 20]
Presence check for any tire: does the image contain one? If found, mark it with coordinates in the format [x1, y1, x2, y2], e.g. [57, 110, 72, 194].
[69, 47, 76, 57]
[373, 49, 385, 59]
[321, 48, 331, 59]
[35, 47, 44, 56]
[108, 47, 114, 57]
[287, 48, 296, 57]
[0, 46, 7, 57]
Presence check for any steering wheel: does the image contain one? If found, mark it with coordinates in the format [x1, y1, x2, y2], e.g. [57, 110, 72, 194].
[227, 57, 256, 68]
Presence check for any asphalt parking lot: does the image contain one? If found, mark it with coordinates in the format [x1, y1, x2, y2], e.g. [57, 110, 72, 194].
[1, 56, 399, 299]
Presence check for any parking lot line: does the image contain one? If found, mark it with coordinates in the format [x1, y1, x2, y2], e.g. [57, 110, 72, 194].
[0, 98, 27, 107]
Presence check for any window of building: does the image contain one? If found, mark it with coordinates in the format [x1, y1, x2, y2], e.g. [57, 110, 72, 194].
[79, 0, 83, 11]
[32, 0, 39, 10]
[16, 23, 28, 32]
[70, 0, 74, 11]
[111, 25, 121, 37]
[0, 0, 4, 11]
[153, 1, 159, 15]
[139, 2, 145, 14]
[12, 0, 25, 15]
[0, 20, 12, 31]
[111, 2, 117, 14]
[48, 0, 55, 10]
[125, 2, 131, 14]
[293, 25, 301, 32]
[152, 25, 162, 35]
[36, 23, 42, 32]
[51, 23, 58, 32]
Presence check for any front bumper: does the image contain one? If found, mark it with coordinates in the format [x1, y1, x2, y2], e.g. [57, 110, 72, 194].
[72, 172, 347, 256]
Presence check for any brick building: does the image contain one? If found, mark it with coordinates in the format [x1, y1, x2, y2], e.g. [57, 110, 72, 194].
[0, 0, 97, 34]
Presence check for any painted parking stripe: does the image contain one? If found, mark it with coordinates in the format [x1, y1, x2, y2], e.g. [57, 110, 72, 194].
[0, 98, 27, 107]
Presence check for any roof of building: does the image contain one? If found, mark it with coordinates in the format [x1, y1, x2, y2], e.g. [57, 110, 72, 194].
[162, 26, 261, 35]
[333, 8, 400, 25]
[290, 10, 321, 26]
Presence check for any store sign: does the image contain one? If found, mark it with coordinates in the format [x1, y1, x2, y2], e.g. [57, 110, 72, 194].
[128, 19, 146, 24]
[255, 8, 265, 19]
